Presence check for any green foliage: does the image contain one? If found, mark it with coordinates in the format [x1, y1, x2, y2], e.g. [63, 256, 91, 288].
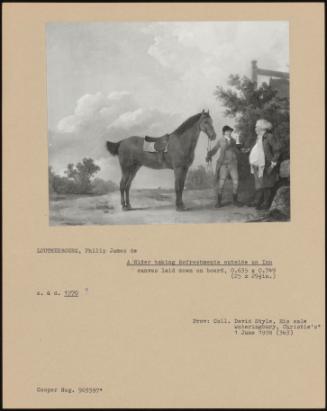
[49, 159, 118, 195]
[185, 165, 214, 190]
[215, 74, 289, 157]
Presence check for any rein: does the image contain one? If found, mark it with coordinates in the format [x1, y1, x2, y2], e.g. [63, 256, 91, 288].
[206, 137, 213, 174]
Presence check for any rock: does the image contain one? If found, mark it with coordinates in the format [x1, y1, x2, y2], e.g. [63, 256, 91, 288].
[268, 185, 290, 220]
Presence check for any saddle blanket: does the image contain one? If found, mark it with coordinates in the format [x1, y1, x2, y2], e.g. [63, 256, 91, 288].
[143, 140, 168, 153]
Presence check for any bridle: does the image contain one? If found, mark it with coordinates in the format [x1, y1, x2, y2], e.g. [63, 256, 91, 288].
[206, 135, 213, 175]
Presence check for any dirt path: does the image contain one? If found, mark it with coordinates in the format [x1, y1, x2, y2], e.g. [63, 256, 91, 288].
[49, 189, 263, 226]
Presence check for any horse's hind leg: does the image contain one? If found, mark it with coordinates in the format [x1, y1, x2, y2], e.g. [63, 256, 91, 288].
[174, 167, 188, 211]
[125, 165, 140, 210]
[120, 171, 129, 209]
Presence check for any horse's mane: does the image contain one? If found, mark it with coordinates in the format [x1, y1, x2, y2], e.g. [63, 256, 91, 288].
[173, 112, 205, 136]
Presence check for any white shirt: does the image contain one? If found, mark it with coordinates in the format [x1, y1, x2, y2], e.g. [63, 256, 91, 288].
[249, 132, 265, 177]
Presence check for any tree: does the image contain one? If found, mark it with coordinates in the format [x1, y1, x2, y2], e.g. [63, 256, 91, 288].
[48, 166, 55, 193]
[215, 74, 289, 157]
[65, 158, 100, 194]
[49, 159, 118, 196]
[91, 178, 118, 195]
[49, 165, 70, 194]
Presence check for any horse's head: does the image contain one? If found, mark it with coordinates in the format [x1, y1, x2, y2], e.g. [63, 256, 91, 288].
[199, 110, 216, 141]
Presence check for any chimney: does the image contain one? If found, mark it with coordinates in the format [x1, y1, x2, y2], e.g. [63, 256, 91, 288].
[251, 60, 258, 84]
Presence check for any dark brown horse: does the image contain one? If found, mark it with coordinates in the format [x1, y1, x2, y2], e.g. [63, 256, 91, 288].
[106, 110, 216, 211]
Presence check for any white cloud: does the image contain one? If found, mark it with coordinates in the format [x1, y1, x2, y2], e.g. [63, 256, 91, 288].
[57, 115, 80, 133]
[57, 91, 136, 133]
[110, 108, 145, 129]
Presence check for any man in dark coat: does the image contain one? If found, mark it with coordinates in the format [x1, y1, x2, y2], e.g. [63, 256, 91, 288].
[206, 125, 242, 208]
[249, 119, 282, 209]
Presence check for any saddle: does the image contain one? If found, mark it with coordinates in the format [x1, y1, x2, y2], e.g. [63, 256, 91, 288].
[144, 133, 170, 153]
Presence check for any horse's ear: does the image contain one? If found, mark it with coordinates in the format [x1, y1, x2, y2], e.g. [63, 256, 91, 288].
[202, 109, 205, 113]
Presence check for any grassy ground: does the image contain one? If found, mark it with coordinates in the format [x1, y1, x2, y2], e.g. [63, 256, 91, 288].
[49, 184, 264, 226]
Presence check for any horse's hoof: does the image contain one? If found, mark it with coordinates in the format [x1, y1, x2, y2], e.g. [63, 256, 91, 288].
[176, 205, 187, 212]
[122, 204, 132, 211]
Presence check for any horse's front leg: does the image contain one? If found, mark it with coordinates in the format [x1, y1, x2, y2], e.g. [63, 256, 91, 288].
[174, 167, 188, 211]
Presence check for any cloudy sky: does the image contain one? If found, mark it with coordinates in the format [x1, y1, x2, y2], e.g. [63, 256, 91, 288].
[47, 21, 289, 188]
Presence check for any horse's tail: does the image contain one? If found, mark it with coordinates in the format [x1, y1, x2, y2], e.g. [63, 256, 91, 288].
[106, 140, 121, 156]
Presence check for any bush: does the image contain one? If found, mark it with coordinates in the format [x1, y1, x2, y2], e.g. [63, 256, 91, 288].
[49, 160, 118, 195]
[65, 158, 100, 193]
[91, 178, 118, 195]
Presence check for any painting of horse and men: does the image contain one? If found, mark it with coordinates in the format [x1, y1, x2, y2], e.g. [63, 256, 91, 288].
[48, 21, 290, 225]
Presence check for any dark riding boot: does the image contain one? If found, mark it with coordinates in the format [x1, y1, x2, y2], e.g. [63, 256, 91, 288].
[259, 188, 272, 210]
[248, 190, 261, 208]
[251, 189, 264, 209]
[232, 193, 243, 207]
[215, 193, 222, 208]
